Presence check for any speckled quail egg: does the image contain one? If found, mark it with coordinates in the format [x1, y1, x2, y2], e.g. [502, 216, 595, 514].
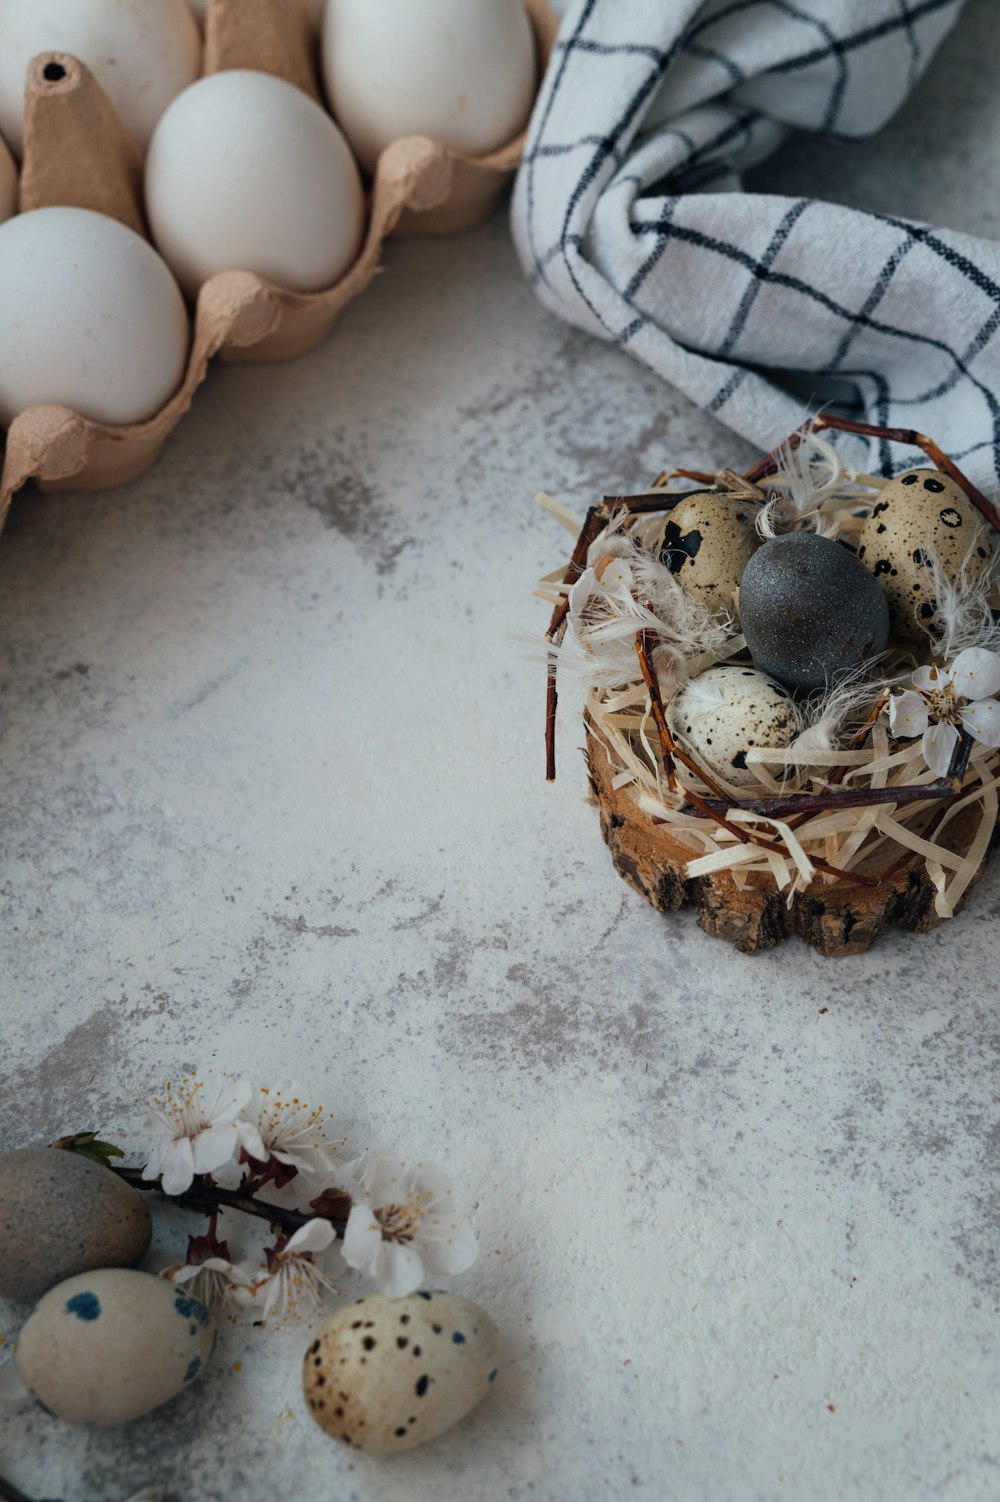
[739, 532, 890, 691]
[857, 468, 993, 642]
[16, 1268, 215, 1426]
[304, 1290, 499, 1453]
[668, 664, 802, 788]
[637, 492, 759, 620]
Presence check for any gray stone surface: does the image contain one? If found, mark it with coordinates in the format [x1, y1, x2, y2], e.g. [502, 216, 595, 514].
[1, 6, 998, 1496]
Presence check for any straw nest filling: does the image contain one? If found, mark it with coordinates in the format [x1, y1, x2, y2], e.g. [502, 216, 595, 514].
[538, 428, 1000, 955]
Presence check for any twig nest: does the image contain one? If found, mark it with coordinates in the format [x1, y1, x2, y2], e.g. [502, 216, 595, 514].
[857, 468, 993, 641]
[16, 1269, 215, 1426]
[636, 492, 759, 620]
[304, 1290, 499, 1453]
[0, 1148, 151, 1304]
[0, 207, 190, 427]
[669, 664, 802, 788]
[739, 532, 890, 690]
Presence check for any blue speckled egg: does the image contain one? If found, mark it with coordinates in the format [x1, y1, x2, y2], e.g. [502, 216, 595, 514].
[16, 1268, 215, 1425]
[739, 533, 890, 691]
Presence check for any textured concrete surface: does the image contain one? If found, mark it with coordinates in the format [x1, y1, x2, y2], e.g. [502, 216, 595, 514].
[1, 8, 998, 1498]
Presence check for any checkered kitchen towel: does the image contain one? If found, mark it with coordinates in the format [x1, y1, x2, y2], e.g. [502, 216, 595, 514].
[512, 0, 1000, 488]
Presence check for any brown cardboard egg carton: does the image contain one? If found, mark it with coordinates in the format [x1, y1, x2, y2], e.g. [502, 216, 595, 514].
[0, 0, 557, 522]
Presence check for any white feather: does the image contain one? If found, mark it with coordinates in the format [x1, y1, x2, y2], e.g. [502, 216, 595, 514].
[927, 546, 1000, 659]
[549, 522, 740, 694]
[756, 426, 870, 540]
[794, 664, 898, 758]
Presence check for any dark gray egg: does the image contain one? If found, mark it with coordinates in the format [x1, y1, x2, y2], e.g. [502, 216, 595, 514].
[739, 533, 889, 691]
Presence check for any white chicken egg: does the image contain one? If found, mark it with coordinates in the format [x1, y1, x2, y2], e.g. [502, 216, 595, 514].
[145, 70, 365, 299]
[0, 135, 15, 224]
[321, 0, 537, 174]
[0, 207, 190, 428]
[0, 0, 201, 156]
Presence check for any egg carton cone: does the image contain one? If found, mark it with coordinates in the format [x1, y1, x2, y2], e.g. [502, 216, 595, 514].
[0, 0, 557, 521]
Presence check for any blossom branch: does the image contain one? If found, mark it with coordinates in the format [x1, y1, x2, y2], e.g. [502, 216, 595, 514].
[107, 1162, 352, 1240]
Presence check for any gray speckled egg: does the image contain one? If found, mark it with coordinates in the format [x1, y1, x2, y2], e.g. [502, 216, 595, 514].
[16, 1268, 215, 1426]
[857, 468, 993, 641]
[638, 492, 759, 619]
[669, 664, 802, 788]
[739, 532, 889, 691]
[0, 1148, 151, 1304]
[304, 1290, 499, 1453]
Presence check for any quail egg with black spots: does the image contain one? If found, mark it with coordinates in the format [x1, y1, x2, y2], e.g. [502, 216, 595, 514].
[857, 468, 993, 641]
[668, 664, 803, 789]
[303, 1290, 499, 1453]
[637, 492, 759, 620]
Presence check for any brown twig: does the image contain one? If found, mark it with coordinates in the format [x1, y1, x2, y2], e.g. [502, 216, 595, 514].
[601, 488, 705, 515]
[546, 504, 607, 781]
[634, 629, 679, 794]
[633, 632, 878, 885]
[693, 728, 975, 822]
[692, 778, 964, 821]
[746, 414, 1000, 532]
[110, 1164, 351, 1240]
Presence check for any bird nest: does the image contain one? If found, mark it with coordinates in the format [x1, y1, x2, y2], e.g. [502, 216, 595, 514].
[538, 417, 1000, 955]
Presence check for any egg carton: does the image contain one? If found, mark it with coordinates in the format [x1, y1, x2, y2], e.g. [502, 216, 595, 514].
[0, 0, 557, 519]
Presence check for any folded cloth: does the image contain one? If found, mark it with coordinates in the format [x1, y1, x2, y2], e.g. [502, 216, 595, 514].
[511, 0, 1000, 488]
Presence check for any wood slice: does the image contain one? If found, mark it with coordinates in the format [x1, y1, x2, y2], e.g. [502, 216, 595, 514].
[585, 726, 993, 957]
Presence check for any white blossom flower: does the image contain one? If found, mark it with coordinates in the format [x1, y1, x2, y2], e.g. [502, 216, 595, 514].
[142, 1073, 251, 1196]
[162, 1255, 251, 1312]
[235, 1080, 341, 1187]
[231, 1220, 343, 1323]
[339, 1149, 478, 1300]
[889, 647, 1000, 776]
[161, 1234, 252, 1312]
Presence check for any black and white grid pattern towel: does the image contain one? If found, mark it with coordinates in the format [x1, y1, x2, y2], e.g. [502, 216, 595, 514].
[511, 0, 1000, 487]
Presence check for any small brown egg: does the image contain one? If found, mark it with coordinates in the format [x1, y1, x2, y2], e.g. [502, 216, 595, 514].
[857, 469, 993, 642]
[637, 492, 759, 620]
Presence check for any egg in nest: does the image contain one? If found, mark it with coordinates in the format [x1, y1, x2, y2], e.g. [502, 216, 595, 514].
[636, 492, 759, 621]
[857, 468, 993, 642]
[668, 664, 803, 789]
